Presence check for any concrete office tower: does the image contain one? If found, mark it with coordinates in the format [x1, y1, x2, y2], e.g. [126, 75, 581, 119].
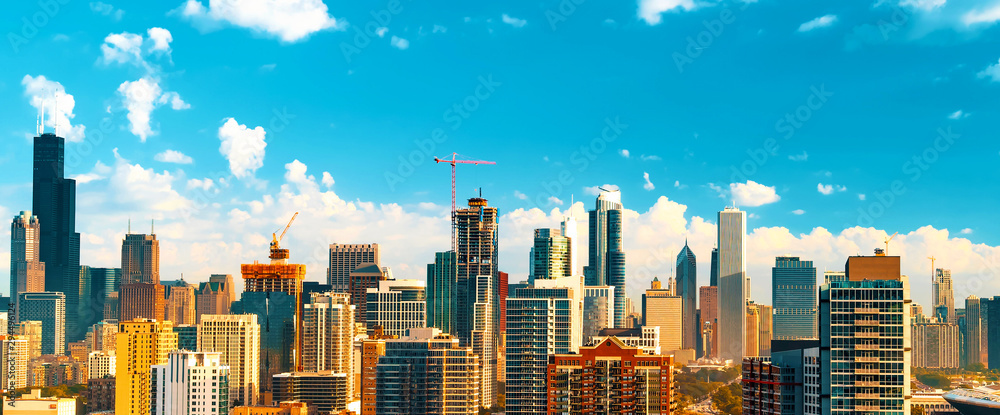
[965, 296, 985, 366]
[913, 321, 961, 368]
[17, 292, 65, 355]
[455, 197, 499, 347]
[473, 274, 495, 409]
[531, 228, 572, 282]
[10, 211, 46, 298]
[302, 292, 355, 398]
[0, 335, 28, 389]
[546, 337, 676, 414]
[717, 206, 747, 360]
[561, 210, 580, 276]
[505, 276, 583, 415]
[773, 256, 818, 340]
[119, 283, 165, 322]
[676, 241, 697, 350]
[349, 263, 388, 326]
[710, 247, 719, 286]
[583, 286, 615, 339]
[32, 132, 82, 341]
[87, 350, 116, 379]
[585, 189, 627, 328]
[163, 280, 196, 325]
[932, 268, 956, 323]
[327, 243, 380, 293]
[199, 314, 261, 407]
[366, 279, 426, 338]
[819, 252, 911, 414]
[196, 274, 235, 322]
[643, 279, 683, 353]
[746, 304, 760, 357]
[121, 233, 159, 285]
[116, 319, 178, 415]
[151, 351, 230, 415]
[427, 251, 457, 334]
[757, 303, 772, 357]
[376, 328, 481, 414]
[699, 286, 718, 358]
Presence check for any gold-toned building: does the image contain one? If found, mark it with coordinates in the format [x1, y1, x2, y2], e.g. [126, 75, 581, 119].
[115, 319, 177, 415]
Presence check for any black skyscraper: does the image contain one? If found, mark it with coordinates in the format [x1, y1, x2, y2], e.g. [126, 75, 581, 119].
[710, 247, 719, 287]
[32, 133, 82, 340]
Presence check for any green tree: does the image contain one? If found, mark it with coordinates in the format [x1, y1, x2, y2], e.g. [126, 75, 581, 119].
[712, 382, 743, 415]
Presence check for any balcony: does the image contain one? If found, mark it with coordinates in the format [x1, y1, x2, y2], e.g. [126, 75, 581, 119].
[856, 369, 879, 375]
[854, 332, 880, 338]
[855, 344, 879, 350]
[855, 405, 881, 411]
[854, 308, 879, 314]
[855, 357, 879, 363]
[857, 393, 880, 399]
[855, 381, 880, 387]
[854, 320, 879, 326]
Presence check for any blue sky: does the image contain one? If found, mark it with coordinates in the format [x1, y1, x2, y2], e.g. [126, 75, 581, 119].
[2, 0, 1000, 309]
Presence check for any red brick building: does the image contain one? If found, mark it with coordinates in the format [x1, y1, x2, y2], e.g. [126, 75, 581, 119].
[546, 337, 676, 414]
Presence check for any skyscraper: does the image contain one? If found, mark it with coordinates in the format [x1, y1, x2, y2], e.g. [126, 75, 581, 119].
[932, 268, 956, 324]
[530, 228, 572, 282]
[965, 296, 985, 366]
[365, 279, 426, 338]
[80, 267, 120, 331]
[376, 328, 480, 414]
[151, 351, 230, 415]
[349, 263, 387, 326]
[426, 251, 457, 334]
[10, 211, 45, 298]
[583, 286, 615, 340]
[561, 210, 580, 276]
[163, 280, 196, 326]
[0, 335, 28, 390]
[676, 241, 697, 350]
[745, 303, 760, 357]
[755, 303, 772, 357]
[710, 247, 719, 287]
[302, 292, 355, 398]
[912, 321, 960, 368]
[119, 283, 165, 322]
[642, 278, 683, 353]
[198, 314, 260, 407]
[17, 291, 65, 355]
[121, 233, 159, 285]
[772, 256, 818, 340]
[455, 197, 499, 347]
[473, 273, 495, 409]
[699, 285, 718, 358]
[116, 319, 178, 415]
[717, 206, 747, 360]
[585, 189, 626, 328]
[327, 243, 380, 293]
[32, 133, 81, 341]
[196, 274, 235, 322]
[982, 296, 1000, 369]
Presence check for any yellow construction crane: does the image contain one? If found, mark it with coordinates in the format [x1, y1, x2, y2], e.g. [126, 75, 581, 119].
[269, 212, 299, 261]
[884, 232, 898, 255]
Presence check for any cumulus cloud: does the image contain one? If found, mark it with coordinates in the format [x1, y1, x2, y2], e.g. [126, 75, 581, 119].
[798, 14, 838, 32]
[716, 181, 781, 207]
[583, 184, 619, 196]
[961, 228, 974, 234]
[501, 14, 527, 28]
[187, 178, 215, 191]
[642, 172, 655, 191]
[322, 172, 335, 188]
[72, 161, 113, 184]
[978, 59, 1000, 82]
[638, 0, 697, 25]
[218, 118, 267, 179]
[154, 149, 193, 164]
[100, 28, 174, 70]
[21, 75, 86, 141]
[175, 0, 345, 43]
[514, 191, 528, 200]
[390, 36, 409, 50]
[818, 183, 848, 195]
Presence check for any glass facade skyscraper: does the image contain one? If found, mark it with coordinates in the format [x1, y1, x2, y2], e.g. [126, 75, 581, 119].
[772, 256, 818, 340]
[426, 251, 457, 335]
[676, 241, 697, 350]
[530, 228, 571, 282]
[231, 291, 297, 393]
[585, 189, 626, 328]
[717, 206, 746, 360]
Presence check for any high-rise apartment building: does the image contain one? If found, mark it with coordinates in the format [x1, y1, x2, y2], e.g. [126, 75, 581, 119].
[327, 243, 380, 293]
[505, 276, 583, 415]
[757, 303, 773, 357]
[746, 304, 760, 357]
[121, 233, 159, 285]
[116, 319, 178, 415]
[18, 320, 43, 360]
[151, 350, 230, 415]
[585, 189, 627, 328]
[10, 211, 46, 299]
[531, 228, 572, 282]
[676, 241, 697, 350]
[376, 328, 480, 414]
[163, 280, 196, 326]
[583, 286, 615, 339]
[546, 337, 676, 414]
[699, 285, 718, 358]
[349, 263, 387, 326]
[172, 325, 197, 351]
[561, 210, 580, 276]
[198, 314, 261, 407]
[717, 206, 747, 360]
[302, 292, 355, 398]
[272, 371, 350, 413]
[643, 280, 683, 353]
[0, 335, 29, 390]
[913, 321, 960, 368]
[360, 337, 387, 415]
[426, 251, 457, 334]
[473, 273, 496, 409]
[773, 256, 818, 340]
[965, 296, 985, 366]
[979, 296, 1000, 369]
[119, 282, 165, 322]
[32, 132, 82, 341]
[455, 197, 499, 347]
[365, 279, 426, 337]
[17, 292, 65, 355]
[87, 350, 116, 379]
[932, 268, 956, 323]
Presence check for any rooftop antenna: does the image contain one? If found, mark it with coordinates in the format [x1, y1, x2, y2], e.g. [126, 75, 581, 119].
[39, 97, 46, 135]
[128, 217, 131, 234]
[151, 219, 155, 235]
[36, 105, 42, 136]
[54, 91, 59, 137]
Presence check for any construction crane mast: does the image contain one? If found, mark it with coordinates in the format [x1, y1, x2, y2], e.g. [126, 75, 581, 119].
[883, 232, 898, 256]
[270, 212, 299, 261]
[434, 153, 496, 251]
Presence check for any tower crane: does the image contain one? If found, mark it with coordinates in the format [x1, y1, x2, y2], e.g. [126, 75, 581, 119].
[269, 212, 298, 261]
[434, 153, 496, 251]
[883, 232, 898, 256]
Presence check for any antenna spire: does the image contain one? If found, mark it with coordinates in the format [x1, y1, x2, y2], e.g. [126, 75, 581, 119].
[40, 98, 46, 135]
[54, 91, 59, 137]
[151, 219, 155, 235]
[128, 217, 131, 234]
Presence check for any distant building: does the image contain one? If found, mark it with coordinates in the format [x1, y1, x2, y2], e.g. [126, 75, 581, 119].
[121, 233, 159, 286]
[86, 377, 116, 412]
[746, 304, 760, 358]
[360, 338, 387, 415]
[162, 280, 196, 325]
[642, 279, 682, 353]
[302, 292, 355, 398]
[10, 211, 46, 298]
[717, 206, 747, 361]
[18, 292, 65, 355]
[594, 326, 661, 355]
[699, 285, 718, 358]
[366, 279, 426, 338]
[172, 325, 198, 351]
[1, 335, 29, 389]
[584, 189, 627, 328]
[376, 328, 480, 414]
[199, 314, 261, 407]
[273, 372, 350, 414]
[17, 320, 43, 360]
[232, 401, 313, 415]
[676, 241, 698, 350]
[2, 389, 76, 415]
[913, 321, 961, 368]
[546, 337, 676, 414]
[772, 256, 817, 340]
[119, 283, 165, 322]
[116, 319, 178, 415]
[196, 274, 235, 321]
[530, 228, 572, 282]
[932, 268, 956, 324]
[87, 351, 116, 379]
[583, 286, 615, 340]
[965, 296, 985, 366]
[426, 251, 457, 335]
[349, 263, 387, 326]
[327, 243, 380, 293]
[151, 350, 230, 415]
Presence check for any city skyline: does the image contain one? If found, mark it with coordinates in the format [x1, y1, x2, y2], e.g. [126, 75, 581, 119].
[2, 0, 1000, 317]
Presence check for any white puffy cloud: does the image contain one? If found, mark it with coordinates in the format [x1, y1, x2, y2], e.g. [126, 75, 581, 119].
[818, 183, 847, 195]
[375, 27, 388, 38]
[72, 161, 113, 184]
[322, 172, 335, 188]
[108, 151, 192, 212]
[638, 0, 697, 25]
[147, 27, 173, 55]
[187, 178, 215, 191]
[961, 228, 974, 234]
[619, 149, 631, 158]
[978, 59, 1000, 82]
[90, 1, 124, 20]
[797, 14, 838, 32]
[390, 36, 409, 50]
[218, 118, 267, 179]
[100, 32, 144, 66]
[21, 75, 87, 141]
[176, 0, 345, 43]
[501, 14, 527, 28]
[642, 172, 655, 191]
[155, 149, 194, 164]
[719, 181, 780, 207]
[117, 78, 161, 141]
